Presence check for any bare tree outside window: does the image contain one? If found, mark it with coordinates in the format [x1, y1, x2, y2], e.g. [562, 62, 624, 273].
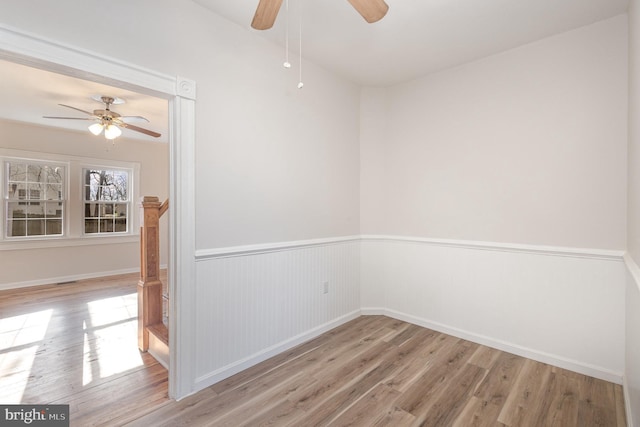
[84, 169, 129, 234]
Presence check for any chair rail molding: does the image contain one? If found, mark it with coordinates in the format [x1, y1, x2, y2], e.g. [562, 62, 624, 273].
[360, 234, 625, 261]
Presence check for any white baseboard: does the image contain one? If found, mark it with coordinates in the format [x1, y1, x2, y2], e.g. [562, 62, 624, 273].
[0, 268, 139, 291]
[0, 264, 168, 291]
[624, 375, 633, 427]
[192, 310, 361, 393]
[361, 307, 623, 385]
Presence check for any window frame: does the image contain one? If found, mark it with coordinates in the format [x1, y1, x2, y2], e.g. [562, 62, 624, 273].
[3, 157, 68, 240]
[81, 166, 133, 236]
[0, 151, 140, 249]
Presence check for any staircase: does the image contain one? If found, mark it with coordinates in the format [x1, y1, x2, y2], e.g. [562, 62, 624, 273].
[138, 196, 169, 368]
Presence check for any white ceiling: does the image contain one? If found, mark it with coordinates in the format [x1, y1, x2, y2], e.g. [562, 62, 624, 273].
[0, 1, 627, 138]
[0, 60, 169, 143]
[194, 0, 628, 86]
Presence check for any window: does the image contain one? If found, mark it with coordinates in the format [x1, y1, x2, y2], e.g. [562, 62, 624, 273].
[4, 160, 65, 238]
[83, 169, 130, 234]
[1, 154, 139, 247]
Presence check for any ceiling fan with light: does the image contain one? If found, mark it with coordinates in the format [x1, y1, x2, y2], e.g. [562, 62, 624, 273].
[43, 95, 161, 140]
[251, 0, 389, 30]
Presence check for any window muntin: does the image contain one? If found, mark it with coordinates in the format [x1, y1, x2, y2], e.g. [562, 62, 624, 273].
[5, 161, 65, 238]
[83, 169, 130, 234]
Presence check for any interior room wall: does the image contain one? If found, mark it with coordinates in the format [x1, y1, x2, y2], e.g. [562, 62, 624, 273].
[361, 15, 628, 383]
[631, 2, 640, 266]
[360, 87, 389, 234]
[1, 0, 362, 249]
[626, 0, 640, 424]
[0, 0, 361, 394]
[0, 119, 169, 288]
[363, 16, 627, 250]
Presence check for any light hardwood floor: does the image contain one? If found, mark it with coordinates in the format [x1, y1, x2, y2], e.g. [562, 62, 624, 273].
[1, 275, 627, 426]
[0, 273, 169, 426]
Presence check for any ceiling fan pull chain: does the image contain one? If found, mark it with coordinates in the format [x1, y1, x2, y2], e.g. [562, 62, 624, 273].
[297, 0, 304, 89]
[284, 0, 291, 68]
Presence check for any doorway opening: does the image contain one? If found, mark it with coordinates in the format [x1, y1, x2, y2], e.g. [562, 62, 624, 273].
[0, 25, 197, 400]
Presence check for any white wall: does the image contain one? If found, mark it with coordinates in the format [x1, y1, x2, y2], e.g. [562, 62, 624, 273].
[362, 238, 625, 382]
[201, 58, 361, 248]
[361, 16, 628, 384]
[363, 16, 628, 250]
[360, 87, 388, 233]
[0, 0, 361, 250]
[0, 0, 361, 395]
[0, 120, 169, 288]
[627, 0, 640, 424]
[194, 239, 360, 388]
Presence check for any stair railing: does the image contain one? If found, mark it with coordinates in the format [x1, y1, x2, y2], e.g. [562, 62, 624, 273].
[138, 196, 169, 351]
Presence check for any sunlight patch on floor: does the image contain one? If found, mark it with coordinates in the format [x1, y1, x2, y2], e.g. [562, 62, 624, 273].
[86, 294, 137, 328]
[0, 309, 53, 348]
[82, 293, 143, 386]
[0, 309, 53, 403]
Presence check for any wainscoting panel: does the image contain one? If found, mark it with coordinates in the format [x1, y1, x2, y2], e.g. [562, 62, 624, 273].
[361, 237, 626, 383]
[193, 239, 360, 390]
[625, 254, 640, 426]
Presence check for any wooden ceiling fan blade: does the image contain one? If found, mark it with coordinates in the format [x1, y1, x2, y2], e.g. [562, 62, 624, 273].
[122, 123, 161, 138]
[347, 0, 389, 23]
[251, 0, 283, 30]
[43, 116, 93, 120]
[58, 104, 94, 115]
[120, 115, 150, 123]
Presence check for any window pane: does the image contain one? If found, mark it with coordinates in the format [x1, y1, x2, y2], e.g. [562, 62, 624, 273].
[82, 168, 130, 235]
[115, 218, 127, 232]
[44, 202, 62, 218]
[27, 164, 45, 183]
[7, 220, 26, 237]
[45, 183, 63, 200]
[84, 169, 128, 201]
[11, 185, 27, 200]
[85, 219, 99, 234]
[102, 218, 114, 232]
[114, 203, 127, 218]
[25, 202, 44, 218]
[8, 162, 26, 182]
[44, 165, 64, 184]
[5, 160, 65, 239]
[27, 219, 45, 236]
[45, 219, 62, 235]
[84, 203, 99, 219]
[28, 183, 42, 200]
[7, 202, 25, 219]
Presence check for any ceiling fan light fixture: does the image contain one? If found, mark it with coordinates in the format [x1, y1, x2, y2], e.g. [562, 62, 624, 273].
[88, 123, 104, 136]
[104, 124, 122, 140]
[46, 95, 161, 139]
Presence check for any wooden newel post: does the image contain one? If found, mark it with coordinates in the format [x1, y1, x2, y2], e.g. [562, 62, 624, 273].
[138, 196, 163, 352]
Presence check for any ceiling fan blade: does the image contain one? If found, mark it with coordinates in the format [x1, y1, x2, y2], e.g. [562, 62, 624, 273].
[121, 123, 161, 138]
[347, 0, 389, 23]
[120, 115, 150, 123]
[43, 116, 93, 120]
[251, 0, 283, 30]
[58, 104, 94, 115]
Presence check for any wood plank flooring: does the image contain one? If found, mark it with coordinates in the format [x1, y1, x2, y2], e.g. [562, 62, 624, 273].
[1, 274, 627, 426]
[0, 273, 169, 426]
[133, 316, 626, 427]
